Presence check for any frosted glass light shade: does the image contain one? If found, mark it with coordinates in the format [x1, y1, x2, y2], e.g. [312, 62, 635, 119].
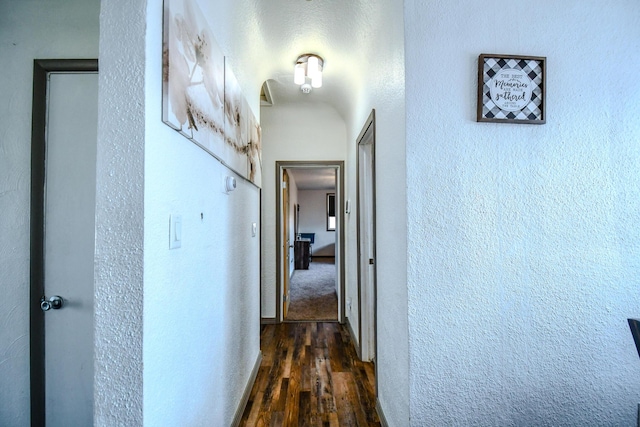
[294, 63, 306, 85]
[294, 54, 324, 92]
[307, 55, 319, 78]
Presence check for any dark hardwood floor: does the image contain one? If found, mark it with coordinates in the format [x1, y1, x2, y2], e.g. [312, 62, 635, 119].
[239, 322, 380, 427]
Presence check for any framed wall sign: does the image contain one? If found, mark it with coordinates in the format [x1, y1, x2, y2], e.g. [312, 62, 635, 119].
[477, 54, 546, 124]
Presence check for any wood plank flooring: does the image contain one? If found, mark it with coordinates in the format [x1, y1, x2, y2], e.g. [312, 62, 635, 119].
[239, 322, 380, 427]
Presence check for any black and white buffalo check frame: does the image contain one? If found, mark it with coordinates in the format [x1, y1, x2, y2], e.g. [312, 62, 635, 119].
[477, 54, 546, 124]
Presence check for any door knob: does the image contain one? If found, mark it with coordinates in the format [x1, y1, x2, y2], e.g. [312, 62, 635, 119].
[40, 295, 64, 311]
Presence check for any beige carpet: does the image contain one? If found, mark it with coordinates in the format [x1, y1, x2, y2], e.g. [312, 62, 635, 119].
[286, 258, 338, 321]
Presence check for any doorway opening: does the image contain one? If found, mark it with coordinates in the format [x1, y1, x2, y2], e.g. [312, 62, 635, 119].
[275, 161, 345, 323]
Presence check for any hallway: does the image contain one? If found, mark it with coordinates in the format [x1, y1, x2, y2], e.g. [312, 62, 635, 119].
[240, 322, 380, 426]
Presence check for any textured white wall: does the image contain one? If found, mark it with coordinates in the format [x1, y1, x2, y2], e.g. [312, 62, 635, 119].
[93, 0, 263, 425]
[143, 139, 260, 427]
[405, 0, 640, 425]
[260, 103, 347, 319]
[0, 1, 99, 425]
[342, 1, 408, 424]
[298, 189, 336, 257]
[94, 0, 146, 424]
[142, 1, 261, 426]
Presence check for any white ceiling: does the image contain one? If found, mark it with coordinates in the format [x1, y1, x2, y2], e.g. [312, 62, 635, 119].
[217, 0, 402, 190]
[254, 0, 370, 106]
[287, 167, 336, 190]
[230, 0, 403, 119]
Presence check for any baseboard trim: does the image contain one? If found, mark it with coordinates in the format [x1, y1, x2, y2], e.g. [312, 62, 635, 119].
[346, 317, 362, 360]
[261, 317, 278, 324]
[376, 399, 390, 427]
[231, 350, 262, 427]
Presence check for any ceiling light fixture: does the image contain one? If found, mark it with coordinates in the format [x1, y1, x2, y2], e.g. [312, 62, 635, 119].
[294, 53, 324, 93]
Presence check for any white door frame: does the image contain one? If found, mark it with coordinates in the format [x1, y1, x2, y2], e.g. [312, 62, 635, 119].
[274, 160, 345, 323]
[29, 59, 98, 426]
[356, 110, 377, 364]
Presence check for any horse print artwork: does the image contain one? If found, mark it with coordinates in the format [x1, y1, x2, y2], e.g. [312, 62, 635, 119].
[163, 0, 262, 187]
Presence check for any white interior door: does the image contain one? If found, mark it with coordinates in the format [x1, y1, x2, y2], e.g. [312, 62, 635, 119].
[358, 122, 376, 362]
[43, 71, 98, 425]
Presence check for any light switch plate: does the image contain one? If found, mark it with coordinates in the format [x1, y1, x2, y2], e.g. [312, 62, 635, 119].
[170, 214, 182, 249]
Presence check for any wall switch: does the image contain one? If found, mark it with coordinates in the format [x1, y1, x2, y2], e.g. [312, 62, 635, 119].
[252, 222, 257, 237]
[169, 214, 182, 249]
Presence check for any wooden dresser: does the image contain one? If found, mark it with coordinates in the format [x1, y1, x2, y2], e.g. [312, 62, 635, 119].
[294, 239, 311, 270]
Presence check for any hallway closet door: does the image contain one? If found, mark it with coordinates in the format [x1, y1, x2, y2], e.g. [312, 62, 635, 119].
[357, 111, 377, 363]
[30, 61, 98, 426]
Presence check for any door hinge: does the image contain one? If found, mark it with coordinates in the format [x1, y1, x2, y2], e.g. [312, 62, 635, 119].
[369, 258, 374, 265]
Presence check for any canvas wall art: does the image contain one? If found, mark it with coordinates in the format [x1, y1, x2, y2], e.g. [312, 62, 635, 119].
[163, 0, 262, 187]
[247, 109, 262, 187]
[223, 61, 249, 178]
